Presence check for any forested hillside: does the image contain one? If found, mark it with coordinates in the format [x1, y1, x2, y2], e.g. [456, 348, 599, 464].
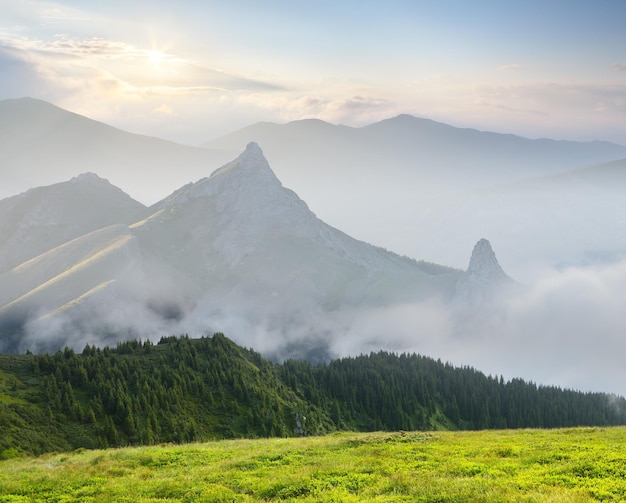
[1, 334, 625, 458]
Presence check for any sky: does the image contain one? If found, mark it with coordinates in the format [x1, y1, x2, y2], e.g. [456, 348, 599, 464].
[1, 0, 626, 145]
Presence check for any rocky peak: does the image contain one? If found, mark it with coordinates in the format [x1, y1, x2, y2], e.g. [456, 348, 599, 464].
[208, 141, 280, 185]
[164, 142, 283, 206]
[143, 142, 317, 266]
[70, 172, 109, 186]
[466, 238, 510, 281]
[454, 238, 513, 304]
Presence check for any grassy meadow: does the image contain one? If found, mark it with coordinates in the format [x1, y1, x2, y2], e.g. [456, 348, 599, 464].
[2, 427, 626, 502]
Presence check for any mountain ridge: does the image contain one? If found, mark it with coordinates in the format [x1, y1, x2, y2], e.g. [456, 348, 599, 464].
[0, 143, 471, 356]
[208, 113, 626, 151]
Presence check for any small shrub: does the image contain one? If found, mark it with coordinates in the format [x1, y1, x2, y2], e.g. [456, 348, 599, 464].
[0, 448, 21, 460]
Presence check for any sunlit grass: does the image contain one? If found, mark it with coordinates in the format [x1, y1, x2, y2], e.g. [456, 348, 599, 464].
[2, 428, 626, 501]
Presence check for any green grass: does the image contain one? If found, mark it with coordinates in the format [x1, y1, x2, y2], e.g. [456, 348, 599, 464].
[2, 427, 626, 502]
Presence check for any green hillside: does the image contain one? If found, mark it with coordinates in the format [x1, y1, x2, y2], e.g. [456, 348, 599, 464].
[1, 333, 625, 458]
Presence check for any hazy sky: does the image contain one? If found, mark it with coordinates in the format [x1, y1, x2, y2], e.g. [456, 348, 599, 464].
[1, 0, 626, 145]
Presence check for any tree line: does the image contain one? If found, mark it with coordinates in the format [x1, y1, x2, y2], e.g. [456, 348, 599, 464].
[1, 333, 625, 457]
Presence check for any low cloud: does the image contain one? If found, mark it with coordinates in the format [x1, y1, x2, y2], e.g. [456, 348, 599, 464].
[14, 257, 626, 397]
[309, 265, 626, 397]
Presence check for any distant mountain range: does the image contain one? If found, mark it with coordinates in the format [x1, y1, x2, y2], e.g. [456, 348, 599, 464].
[204, 113, 626, 193]
[4, 97, 626, 276]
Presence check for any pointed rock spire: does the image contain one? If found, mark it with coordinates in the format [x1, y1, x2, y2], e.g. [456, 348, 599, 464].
[454, 238, 513, 304]
[466, 238, 510, 282]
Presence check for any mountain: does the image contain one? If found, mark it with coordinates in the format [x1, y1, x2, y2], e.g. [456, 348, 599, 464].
[4, 98, 625, 275]
[0, 173, 145, 273]
[138, 142, 457, 302]
[0, 97, 234, 204]
[0, 143, 469, 356]
[203, 116, 626, 273]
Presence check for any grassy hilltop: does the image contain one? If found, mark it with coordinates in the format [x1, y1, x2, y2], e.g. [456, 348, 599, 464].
[2, 428, 626, 501]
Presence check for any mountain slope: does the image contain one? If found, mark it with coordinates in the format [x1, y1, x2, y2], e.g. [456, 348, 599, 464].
[0, 173, 145, 273]
[5, 98, 625, 275]
[0, 97, 234, 204]
[0, 225, 144, 351]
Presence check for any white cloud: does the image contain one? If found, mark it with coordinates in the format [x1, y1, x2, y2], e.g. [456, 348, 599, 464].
[237, 92, 400, 127]
[2, 34, 284, 93]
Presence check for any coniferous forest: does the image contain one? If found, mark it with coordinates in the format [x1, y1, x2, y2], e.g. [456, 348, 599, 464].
[1, 333, 625, 459]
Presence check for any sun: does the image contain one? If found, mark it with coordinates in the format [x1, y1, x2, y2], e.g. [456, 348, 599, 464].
[148, 50, 163, 64]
